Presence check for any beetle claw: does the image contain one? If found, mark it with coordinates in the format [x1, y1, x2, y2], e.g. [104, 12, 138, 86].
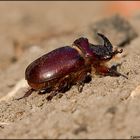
[46, 91, 58, 101]
[109, 65, 128, 79]
[113, 48, 123, 55]
[77, 82, 84, 93]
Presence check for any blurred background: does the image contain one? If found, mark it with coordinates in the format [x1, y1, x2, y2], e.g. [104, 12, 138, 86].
[0, 1, 140, 71]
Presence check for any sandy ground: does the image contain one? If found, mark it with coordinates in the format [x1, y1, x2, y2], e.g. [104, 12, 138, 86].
[0, 1, 140, 139]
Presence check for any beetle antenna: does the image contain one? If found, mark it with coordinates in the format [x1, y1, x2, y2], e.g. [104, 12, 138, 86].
[97, 33, 113, 52]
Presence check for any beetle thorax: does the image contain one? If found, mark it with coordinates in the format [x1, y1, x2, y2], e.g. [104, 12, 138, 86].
[72, 45, 93, 65]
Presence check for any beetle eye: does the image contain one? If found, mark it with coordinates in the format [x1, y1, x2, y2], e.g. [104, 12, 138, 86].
[104, 55, 112, 59]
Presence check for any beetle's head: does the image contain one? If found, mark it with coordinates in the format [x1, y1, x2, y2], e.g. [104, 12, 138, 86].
[73, 37, 94, 58]
[90, 33, 123, 62]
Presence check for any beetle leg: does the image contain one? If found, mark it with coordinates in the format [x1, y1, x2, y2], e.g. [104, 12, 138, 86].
[16, 88, 35, 100]
[46, 82, 69, 101]
[46, 91, 58, 101]
[77, 81, 85, 92]
[59, 76, 71, 92]
[55, 75, 71, 93]
[109, 64, 128, 79]
[76, 67, 91, 92]
[46, 75, 71, 101]
[94, 64, 128, 79]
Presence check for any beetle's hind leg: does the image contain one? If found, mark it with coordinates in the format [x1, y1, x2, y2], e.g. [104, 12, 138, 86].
[16, 88, 35, 100]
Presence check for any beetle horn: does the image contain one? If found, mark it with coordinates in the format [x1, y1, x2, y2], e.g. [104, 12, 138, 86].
[97, 33, 113, 52]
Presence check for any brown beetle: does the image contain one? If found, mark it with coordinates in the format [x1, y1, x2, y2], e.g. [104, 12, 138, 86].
[18, 33, 127, 100]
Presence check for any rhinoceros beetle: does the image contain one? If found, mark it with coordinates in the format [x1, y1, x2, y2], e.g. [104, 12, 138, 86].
[18, 33, 127, 100]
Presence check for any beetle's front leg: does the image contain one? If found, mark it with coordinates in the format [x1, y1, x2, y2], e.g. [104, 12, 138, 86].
[94, 64, 128, 79]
